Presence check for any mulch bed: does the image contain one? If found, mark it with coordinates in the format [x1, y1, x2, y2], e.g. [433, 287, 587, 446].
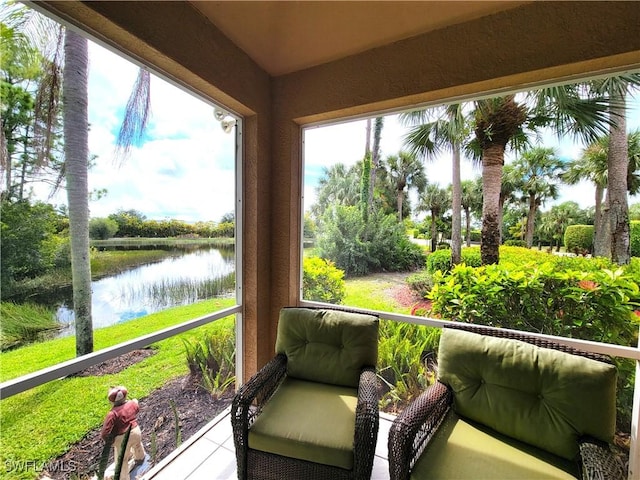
[41, 350, 233, 480]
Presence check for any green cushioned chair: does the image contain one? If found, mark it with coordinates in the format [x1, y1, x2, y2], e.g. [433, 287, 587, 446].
[232, 307, 379, 480]
[388, 323, 624, 480]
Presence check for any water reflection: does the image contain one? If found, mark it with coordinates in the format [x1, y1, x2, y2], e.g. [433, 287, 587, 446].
[56, 247, 234, 336]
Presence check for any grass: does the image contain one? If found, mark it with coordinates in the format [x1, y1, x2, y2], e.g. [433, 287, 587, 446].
[0, 302, 60, 351]
[0, 299, 235, 480]
[0, 273, 409, 479]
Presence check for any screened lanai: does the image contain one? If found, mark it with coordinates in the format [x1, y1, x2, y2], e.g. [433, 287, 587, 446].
[8, 1, 640, 479]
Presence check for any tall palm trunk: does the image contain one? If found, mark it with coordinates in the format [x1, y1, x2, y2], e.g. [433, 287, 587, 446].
[525, 193, 537, 248]
[63, 30, 93, 356]
[464, 206, 472, 247]
[607, 92, 630, 264]
[369, 117, 383, 210]
[451, 143, 462, 264]
[593, 184, 609, 256]
[481, 144, 504, 265]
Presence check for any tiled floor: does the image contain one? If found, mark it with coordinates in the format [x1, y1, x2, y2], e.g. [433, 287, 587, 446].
[142, 408, 394, 480]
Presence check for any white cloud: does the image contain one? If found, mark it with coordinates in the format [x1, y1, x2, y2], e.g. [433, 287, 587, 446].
[39, 41, 237, 223]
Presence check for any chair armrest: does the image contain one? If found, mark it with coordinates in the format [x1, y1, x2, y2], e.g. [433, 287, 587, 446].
[353, 367, 379, 480]
[579, 437, 625, 480]
[388, 381, 452, 480]
[231, 354, 287, 479]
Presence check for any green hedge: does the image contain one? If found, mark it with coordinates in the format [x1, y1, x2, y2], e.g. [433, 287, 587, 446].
[426, 247, 482, 274]
[631, 220, 640, 257]
[564, 225, 594, 254]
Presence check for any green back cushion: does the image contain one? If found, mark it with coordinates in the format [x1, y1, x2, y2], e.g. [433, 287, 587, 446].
[275, 308, 378, 388]
[437, 328, 617, 460]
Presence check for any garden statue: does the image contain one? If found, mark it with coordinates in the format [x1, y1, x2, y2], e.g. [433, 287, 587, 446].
[100, 386, 147, 480]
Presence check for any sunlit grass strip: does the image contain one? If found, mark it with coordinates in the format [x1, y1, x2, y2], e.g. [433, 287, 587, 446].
[0, 298, 235, 382]
[0, 302, 60, 351]
[121, 273, 236, 308]
[0, 300, 235, 480]
[92, 237, 234, 247]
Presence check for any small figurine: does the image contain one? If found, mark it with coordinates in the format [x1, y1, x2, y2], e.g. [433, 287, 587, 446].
[100, 386, 146, 480]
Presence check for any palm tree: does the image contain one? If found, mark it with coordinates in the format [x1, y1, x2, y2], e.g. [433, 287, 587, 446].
[563, 129, 640, 258]
[312, 163, 361, 223]
[539, 202, 581, 251]
[419, 183, 450, 252]
[513, 147, 562, 248]
[595, 76, 640, 264]
[471, 87, 613, 264]
[401, 104, 472, 264]
[3, 4, 153, 355]
[563, 137, 610, 256]
[63, 29, 92, 355]
[461, 177, 482, 246]
[498, 164, 522, 245]
[381, 151, 427, 221]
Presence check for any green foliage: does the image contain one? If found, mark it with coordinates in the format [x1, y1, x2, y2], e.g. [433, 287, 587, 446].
[1, 199, 62, 295]
[430, 262, 638, 343]
[631, 220, 640, 257]
[504, 239, 527, 247]
[302, 257, 346, 304]
[436, 242, 451, 250]
[406, 271, 435, 297]
[182, 329, 235, 398]
[0, 302, 60, 350]
[89, 217, 119, 240]
[317, 206, 425, 276]
[107, 209, 234, 238]
[564, 224, 594, 253]
[426, 247, 482, 274]
[377, 320, 440, 412]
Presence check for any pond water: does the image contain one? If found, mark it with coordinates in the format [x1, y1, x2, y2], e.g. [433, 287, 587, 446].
[52, 247, 235, 337]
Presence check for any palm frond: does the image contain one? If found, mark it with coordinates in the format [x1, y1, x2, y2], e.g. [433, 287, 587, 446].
[115, 68, 151, 162]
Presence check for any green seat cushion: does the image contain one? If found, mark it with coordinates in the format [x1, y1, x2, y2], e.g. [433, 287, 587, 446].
[411, 411, 580, 480]
[437, 328, 617, 460]
[248, 377, 358, 469]
[275, 307, 378, 388]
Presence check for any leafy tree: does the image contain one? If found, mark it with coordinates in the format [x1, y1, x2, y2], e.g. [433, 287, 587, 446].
[311, 163, 361, 225]
[538, 202, 584, 250]
[0, 199, 61, 295]
[380, 151, 427, 221]
[513, 147, 562, 247]
[418, 183, 450, 252]
[89, 217, 118, 240]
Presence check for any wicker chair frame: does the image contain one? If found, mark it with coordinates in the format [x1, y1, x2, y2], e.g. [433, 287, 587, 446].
[388, 323, 625, 480]
[232, 356, 379, 480]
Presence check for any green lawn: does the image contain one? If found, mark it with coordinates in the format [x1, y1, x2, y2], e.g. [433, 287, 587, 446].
[0, 298, 235, 480]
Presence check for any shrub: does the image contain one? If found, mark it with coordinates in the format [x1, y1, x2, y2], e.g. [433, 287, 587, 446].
[504, 239, 527, 247]
[436, 242, 451, 250]
[317, 206, 425, 276]
[302, 257, 346, 304]
[564, 225, 593, 254]
[406, 271, 435, 297]
[377, 320, 440, 412]
[631, 220, 640, 257]
[89, 217, 119, 240]
[183, 330, 235, 398]
[426, 247, 482, 274]
[430, 262, 638, 343]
